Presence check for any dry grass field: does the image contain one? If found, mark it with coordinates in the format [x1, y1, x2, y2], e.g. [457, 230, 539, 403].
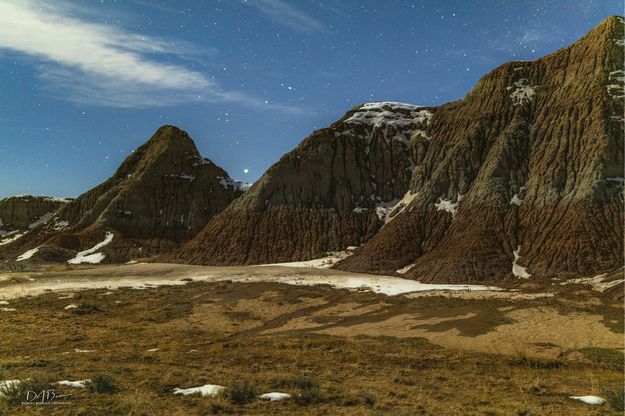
[0, 264, 623, 415]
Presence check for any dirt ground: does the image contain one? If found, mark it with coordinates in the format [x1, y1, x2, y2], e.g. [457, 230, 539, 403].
[0, 263, 623, 415]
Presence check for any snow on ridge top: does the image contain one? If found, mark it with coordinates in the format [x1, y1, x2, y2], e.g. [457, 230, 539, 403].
[217, 176, 251, 192]
[360, 101, 424, 110]
[346, 102, 433, 128]
[1, 194, 70, 202]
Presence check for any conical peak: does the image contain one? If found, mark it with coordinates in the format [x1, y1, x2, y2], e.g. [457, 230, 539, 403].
[148, 125, 193, 146]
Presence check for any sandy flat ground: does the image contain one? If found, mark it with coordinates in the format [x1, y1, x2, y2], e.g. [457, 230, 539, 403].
[0, 262, 622, 359]
[0, 262, 500, 300]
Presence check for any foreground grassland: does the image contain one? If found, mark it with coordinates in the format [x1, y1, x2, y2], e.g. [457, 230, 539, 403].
[0, 267, 623, 415]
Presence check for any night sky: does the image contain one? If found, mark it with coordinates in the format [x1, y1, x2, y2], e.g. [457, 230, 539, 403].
[0, 0, 622, 199]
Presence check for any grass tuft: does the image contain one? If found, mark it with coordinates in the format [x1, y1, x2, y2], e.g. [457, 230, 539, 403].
[74, 302, 104, 315]
[225, 381, 256, 405]
[87, 374, 118, 394]
[604, 386, 625, 412]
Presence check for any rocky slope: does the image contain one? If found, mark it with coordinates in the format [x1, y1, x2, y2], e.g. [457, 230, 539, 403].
[180, 16, 623, 284]
[1, 126, 244, 263]
[0, 196, 69, 244]
[177, 102, 434, 264]
[336, 16, 624, 282]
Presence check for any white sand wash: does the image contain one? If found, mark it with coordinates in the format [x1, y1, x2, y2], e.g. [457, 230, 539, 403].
[0, 265, 500, 301]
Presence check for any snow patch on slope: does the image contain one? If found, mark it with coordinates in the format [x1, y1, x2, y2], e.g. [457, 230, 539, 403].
[396, 264, 415, 274]
[17, 247, 39, 262]
[510, 194, 523, 206]
[0, 231, 27, 246]
[607, 70, 624, 98]
[260, 249, 354, 269]
[508, 79, 535, 105]
[435, 194, 462, 217]
[563, 273, 624, 293]
[512, 245, 531, 279]
[29, 212, 53, 229]
[218, 176, 251, 192]
[385, 190, 419, 223]
[67, 231, 114, 264]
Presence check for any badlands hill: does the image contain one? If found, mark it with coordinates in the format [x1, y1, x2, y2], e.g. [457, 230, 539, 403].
[177, 102, 433, 265]
[0, 195, 69, 245]
[1, 126, 245, 263]
[178, 16, 624, 284]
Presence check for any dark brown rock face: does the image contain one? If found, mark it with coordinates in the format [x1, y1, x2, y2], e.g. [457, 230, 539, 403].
[1, 126, 244, 263]
[336, 16, 624, 283]
[0, 196, 68, 232]
[178, 103, 433, 264]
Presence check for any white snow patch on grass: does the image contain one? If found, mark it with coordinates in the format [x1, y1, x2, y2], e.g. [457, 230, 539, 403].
[67, 231, 114, 264]
[0, 380, 21, 394]
[569, 395, 606, 405]
[173, 384, 226, 397]
[0, 301, 8, 305]
[512, 245, 531, 279]
[17, 247, 39, 261]
[58, 379, 90, 389]
[146, 348, 159, 352]
[64, 304, 78, 310]
[259, 392, 291, 401]
[74, 349, 96, 353]
[1, 307, 16, 312]
[58, 293, 76, 299]
[508, 79, 535, 105]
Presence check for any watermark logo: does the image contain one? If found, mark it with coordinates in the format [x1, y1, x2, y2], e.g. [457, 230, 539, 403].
[21, 389, 73, 406]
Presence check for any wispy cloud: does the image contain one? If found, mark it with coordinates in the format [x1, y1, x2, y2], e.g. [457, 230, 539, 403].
[244, 0, 327, 34]
[488, 23, 565, 55]
[0, 1, 300, 113]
